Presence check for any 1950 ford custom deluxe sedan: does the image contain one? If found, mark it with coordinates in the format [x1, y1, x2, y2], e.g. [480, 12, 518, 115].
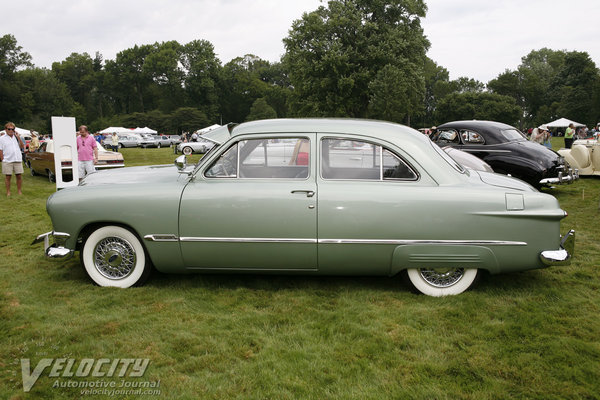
[34, 119, 574, 296]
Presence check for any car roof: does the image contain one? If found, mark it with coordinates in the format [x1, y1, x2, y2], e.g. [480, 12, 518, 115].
[437, 120, 518, 131]
[204, 118, 428, 147]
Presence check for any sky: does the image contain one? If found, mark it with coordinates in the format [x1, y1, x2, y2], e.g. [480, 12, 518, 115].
[1, 0, 599, 83]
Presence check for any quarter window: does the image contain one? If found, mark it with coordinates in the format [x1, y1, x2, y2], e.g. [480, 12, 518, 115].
[321, 138, 417, 180]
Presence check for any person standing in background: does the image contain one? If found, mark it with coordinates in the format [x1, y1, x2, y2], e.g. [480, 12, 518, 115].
[564, 123, 575, 149]
[0, 122, 25, 196]
[76, 125, 98, 181]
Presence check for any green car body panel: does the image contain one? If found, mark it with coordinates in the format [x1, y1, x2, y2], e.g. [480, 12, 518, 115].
[39, 119, 572, 285]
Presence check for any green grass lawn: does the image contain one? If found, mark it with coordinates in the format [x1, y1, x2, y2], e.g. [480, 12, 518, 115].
[1, 146, 599, 399]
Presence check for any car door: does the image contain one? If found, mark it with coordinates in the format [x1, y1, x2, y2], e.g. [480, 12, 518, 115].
[178, 134, 318, 271]
[316, 135, 425, 275]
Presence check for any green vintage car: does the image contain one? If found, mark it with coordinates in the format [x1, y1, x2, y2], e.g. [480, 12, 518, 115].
[33, 119, 574, 296]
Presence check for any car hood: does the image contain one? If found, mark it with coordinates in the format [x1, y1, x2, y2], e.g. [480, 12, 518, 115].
[472, 170, 537, 192]
[80, 164, 188, 186]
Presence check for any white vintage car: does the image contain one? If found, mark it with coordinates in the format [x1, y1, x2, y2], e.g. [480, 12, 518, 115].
[557, 139, 600, 176]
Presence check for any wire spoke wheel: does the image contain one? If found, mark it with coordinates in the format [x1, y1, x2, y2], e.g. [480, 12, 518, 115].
[93, 236, 137, 280]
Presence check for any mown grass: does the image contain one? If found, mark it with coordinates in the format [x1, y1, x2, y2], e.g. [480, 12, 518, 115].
[1, 146, 599, 399]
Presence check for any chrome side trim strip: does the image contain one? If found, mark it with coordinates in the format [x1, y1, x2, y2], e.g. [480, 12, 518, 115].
[178, 237, 526, 246]
[180, 237, 317, 243]
[318, 239, 527, 246]
[144, 234, 179, 242]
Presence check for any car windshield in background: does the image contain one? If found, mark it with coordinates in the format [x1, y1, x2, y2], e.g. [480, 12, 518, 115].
[501, 129, 526, 141]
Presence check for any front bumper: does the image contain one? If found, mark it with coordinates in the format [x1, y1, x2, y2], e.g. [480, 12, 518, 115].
[539, 167, 579, 185]
[31, 231, 74, 259]
[540, 230, 575, 266]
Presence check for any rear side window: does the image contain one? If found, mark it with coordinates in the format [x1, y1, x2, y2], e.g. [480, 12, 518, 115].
[321, 138, 417, 181]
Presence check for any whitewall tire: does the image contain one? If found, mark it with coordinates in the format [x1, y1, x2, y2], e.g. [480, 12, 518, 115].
[81, 226, 151, 288]
[406, 268, 479, 296]
[182, 146, 193, 155]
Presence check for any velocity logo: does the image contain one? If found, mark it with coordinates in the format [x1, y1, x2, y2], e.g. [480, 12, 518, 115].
[20, 358, 150, 392]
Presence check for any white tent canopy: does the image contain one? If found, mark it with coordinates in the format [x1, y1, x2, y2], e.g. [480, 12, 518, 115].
[98, 126, 132, 134]
[133, 126, 157, 134]
[0, 126, 35, 136]
[545, 118, 586, 128]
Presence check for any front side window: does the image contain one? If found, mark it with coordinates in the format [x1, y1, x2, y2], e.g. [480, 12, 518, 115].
[321, 138, 417, 181]
[205, 137, 309, 179]
[432, 129, 460, 144]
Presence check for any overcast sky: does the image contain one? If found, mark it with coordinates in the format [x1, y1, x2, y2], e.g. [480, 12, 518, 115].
[1, 0, 598, 83]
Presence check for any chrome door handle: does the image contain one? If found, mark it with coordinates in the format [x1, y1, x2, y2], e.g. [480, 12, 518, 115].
[291, 190, 315, 197]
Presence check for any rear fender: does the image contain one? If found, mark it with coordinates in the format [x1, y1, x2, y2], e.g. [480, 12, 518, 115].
[391, 244, 499, 275]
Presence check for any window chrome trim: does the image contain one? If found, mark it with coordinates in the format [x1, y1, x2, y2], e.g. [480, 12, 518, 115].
[178, 237, 526, 246]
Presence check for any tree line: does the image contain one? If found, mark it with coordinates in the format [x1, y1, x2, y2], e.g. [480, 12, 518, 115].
[1, 0, 599, 135]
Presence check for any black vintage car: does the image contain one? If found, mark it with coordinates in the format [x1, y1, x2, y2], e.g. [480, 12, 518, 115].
[430, 120, 578, 188]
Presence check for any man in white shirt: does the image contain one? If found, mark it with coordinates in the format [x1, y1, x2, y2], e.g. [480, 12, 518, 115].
[0, 122, 25, 196]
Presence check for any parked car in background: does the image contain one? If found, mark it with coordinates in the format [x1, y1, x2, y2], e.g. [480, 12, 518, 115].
[26, 140, 124, 182]
[151, 135, 174, 148]
[430, 120, 578, 188]
[140, 134, 159, 148]
[557, 139, 600, 177]
[177, 138, 215, 155]
[34, 119, 573, 297]
[102, 133, 142, 148]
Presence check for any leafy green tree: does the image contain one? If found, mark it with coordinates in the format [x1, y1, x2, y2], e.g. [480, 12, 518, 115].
[283, 0, 429, 121]
[435, 92, 521, 125]
[219, 55, 272, 123]
[171, 107, 210, 133]
[104, 44, 154, 113]
[0, 34, 33, 122]
[552, 51, 599, 125]
[15, 67, 76, 133]
[246, 98, 277, 121]
[143, 41, 185, 112]
[181, 40, 221, 121]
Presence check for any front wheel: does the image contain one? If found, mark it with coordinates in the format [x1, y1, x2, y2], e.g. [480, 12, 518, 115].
[406, 268, 479, 296]
[157, 143, 162, 148]
[182, 146, 193, 155]
[81, 226, 151, 288]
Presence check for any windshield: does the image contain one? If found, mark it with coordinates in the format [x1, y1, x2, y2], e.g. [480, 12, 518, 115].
[501, 128, 526, 141]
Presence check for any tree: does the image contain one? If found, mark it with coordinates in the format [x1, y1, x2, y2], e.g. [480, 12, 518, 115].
[246, 98, 277, 121]
[219, 55, 272, 123]
[0, 34, 33, 122]
[435, 92, 521, 125]
[283, 0, 429, 120]
[181, 39, 221, 121]
[15, 67, 76, 133]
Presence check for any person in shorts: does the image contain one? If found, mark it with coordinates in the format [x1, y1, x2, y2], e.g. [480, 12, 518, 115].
[0, 122, 25, 196]
[76, 125, 98, 181]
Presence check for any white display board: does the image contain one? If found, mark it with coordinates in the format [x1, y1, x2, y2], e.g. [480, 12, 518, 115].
[51, 117, 79, 189]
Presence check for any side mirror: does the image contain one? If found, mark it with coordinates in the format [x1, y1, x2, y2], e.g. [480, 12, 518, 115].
[175, 155, 187, 171]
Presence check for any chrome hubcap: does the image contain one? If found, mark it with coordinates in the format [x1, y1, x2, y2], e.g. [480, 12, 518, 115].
[93, 237, 136, 280]
[419, 268, 464, 288]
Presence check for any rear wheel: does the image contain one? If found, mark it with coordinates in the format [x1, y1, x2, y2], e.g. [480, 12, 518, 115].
[406, 268, 479, 296]
[157, 142, 162, 148]
[81, 225, 151, 287]
[48, 170, 56, 183]
[182, 146, 193, 155]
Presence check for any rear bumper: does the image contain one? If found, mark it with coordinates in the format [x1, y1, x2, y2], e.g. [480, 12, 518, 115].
[31, 231, 74, 259]
[540, 230, 575, 266]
